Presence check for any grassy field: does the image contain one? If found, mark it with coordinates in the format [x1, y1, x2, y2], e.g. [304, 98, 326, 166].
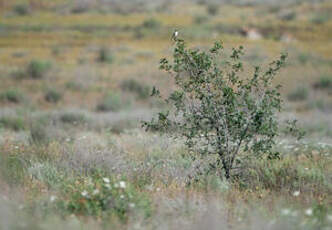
[0, 0, 331, 229]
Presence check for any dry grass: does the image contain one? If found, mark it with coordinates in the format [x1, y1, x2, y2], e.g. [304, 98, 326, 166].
[0, 0, 331, 229]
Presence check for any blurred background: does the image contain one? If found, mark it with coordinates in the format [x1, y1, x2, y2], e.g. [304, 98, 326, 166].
[0, 1, 332, 229]
[0, 0, 331, 141]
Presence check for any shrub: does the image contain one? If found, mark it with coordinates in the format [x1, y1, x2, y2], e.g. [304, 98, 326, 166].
[0, 89, 24, 103]
[97, 47, 114, 63]
[59, 112, 87, 125]
[57, 175, 151, 221]
[13, 4, 30, 15]
[287, 86, 309, 101]
[237, 157, 331, 194]
[144, 39, 300, 180]
[0, 151, 27, 185]
[313, 75, 332, 90]
[0, 116, 26, 131]
[207, 4, 219, 16]
[311, 13, 330, 25]
[278, 10, 296, 21]
[120, 79, 150, 100]
[30, 121, 50, 144]
[96, 92, 126, 112]
[11, 69, 26, 80]
[297, 52, 312, 64]
[142, 18, 161, 29]
[193, 15, 209, 25]
[45, 88, 62, 103]
[27, 60, 51, 79]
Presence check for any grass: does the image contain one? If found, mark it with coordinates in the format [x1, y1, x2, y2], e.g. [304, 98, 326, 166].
[0, 88, 24, 103]
[0, 0, 331, 229]
[45, 88, 62, 103]
[287, 86, 309, 102]
[96, 92, 128, 112]
[0, 130, 331, 229]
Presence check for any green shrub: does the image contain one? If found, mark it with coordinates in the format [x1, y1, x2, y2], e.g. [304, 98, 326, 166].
[0, 89, 24, 103]
[13, 4, 30, 16]
[97, 47, 114, 63]
[142, 18, 161, 29]
[297, 52, 312, 64]
[144, 39, 299, 180]
[27, 60, 52, 79]
[287, 86, 309, 101]
[237, 157, 330, 194]
[313, 75, 332, 90]
[45, 88, 62, 103]
[207, 4, 219, 16]
[57, 175, 151, 221]
[0, 151, 27, 185]
[59, 112, 87, 125]
[278, 10, 296, 21]
[11, 69, 26, 80]
[0, 116, 26, 131]
[96, 92, 126, 112]
[311, 13, 330, 25]
[120, 79, 150, 99]
[193, 15, 209, 25]
[30, 121, 50, 144]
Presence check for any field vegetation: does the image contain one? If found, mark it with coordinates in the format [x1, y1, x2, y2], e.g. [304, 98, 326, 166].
[0, 0, 331, 229]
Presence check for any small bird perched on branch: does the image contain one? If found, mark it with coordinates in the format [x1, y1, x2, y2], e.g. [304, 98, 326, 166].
[171, 29, 179, 41]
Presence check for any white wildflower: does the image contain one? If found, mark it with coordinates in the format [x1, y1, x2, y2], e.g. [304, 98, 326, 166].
[129, 203, 135, 208]
[92, 189, 99, 195]
[305, 209, 313, 216]
[50, 195, 57, 202]
[103, 177, 110, 183]
[105, 184, 111, 189]
[327, 215, 332, 222]
[120, 195, 124, 199]
[81, 190, 88, 197]
[293, 191, 300, 197]
[119, 181, 126, 189]
[281, 209, 291, 216]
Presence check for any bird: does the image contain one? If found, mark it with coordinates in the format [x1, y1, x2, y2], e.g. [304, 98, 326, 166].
[171, 29, 179, 42]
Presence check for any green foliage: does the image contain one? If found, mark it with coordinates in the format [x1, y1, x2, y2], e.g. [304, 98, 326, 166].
[121, 79, 151, 99]
[278, 10, 296, 21]
[96, 92, 127, 112]
[207, 4, 219, 16]
[142, 18, 161, 29]
[13, 4, 30, 16]
[59, 112, 87, 125]
[144, 39, 295, 179]
[313, 75, 332, 91]
[0, 116, 26, 131]
[57, 175, 151, 221]
[30, 120, 50, 144]
[311, 13, 330, 25]
[27, 60, 52, 79]
[287, 86, 309, 101]
[0, 151, 27, 185]
[45, 88, 62, 103]
[237, 156, 331, 194]
[193, 15, 209, 25]
[97, 47, 114, 63]
[0, 88, 24, 103]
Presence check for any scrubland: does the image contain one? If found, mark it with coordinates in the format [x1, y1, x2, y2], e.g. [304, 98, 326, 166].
[0, 0, 331, 229]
